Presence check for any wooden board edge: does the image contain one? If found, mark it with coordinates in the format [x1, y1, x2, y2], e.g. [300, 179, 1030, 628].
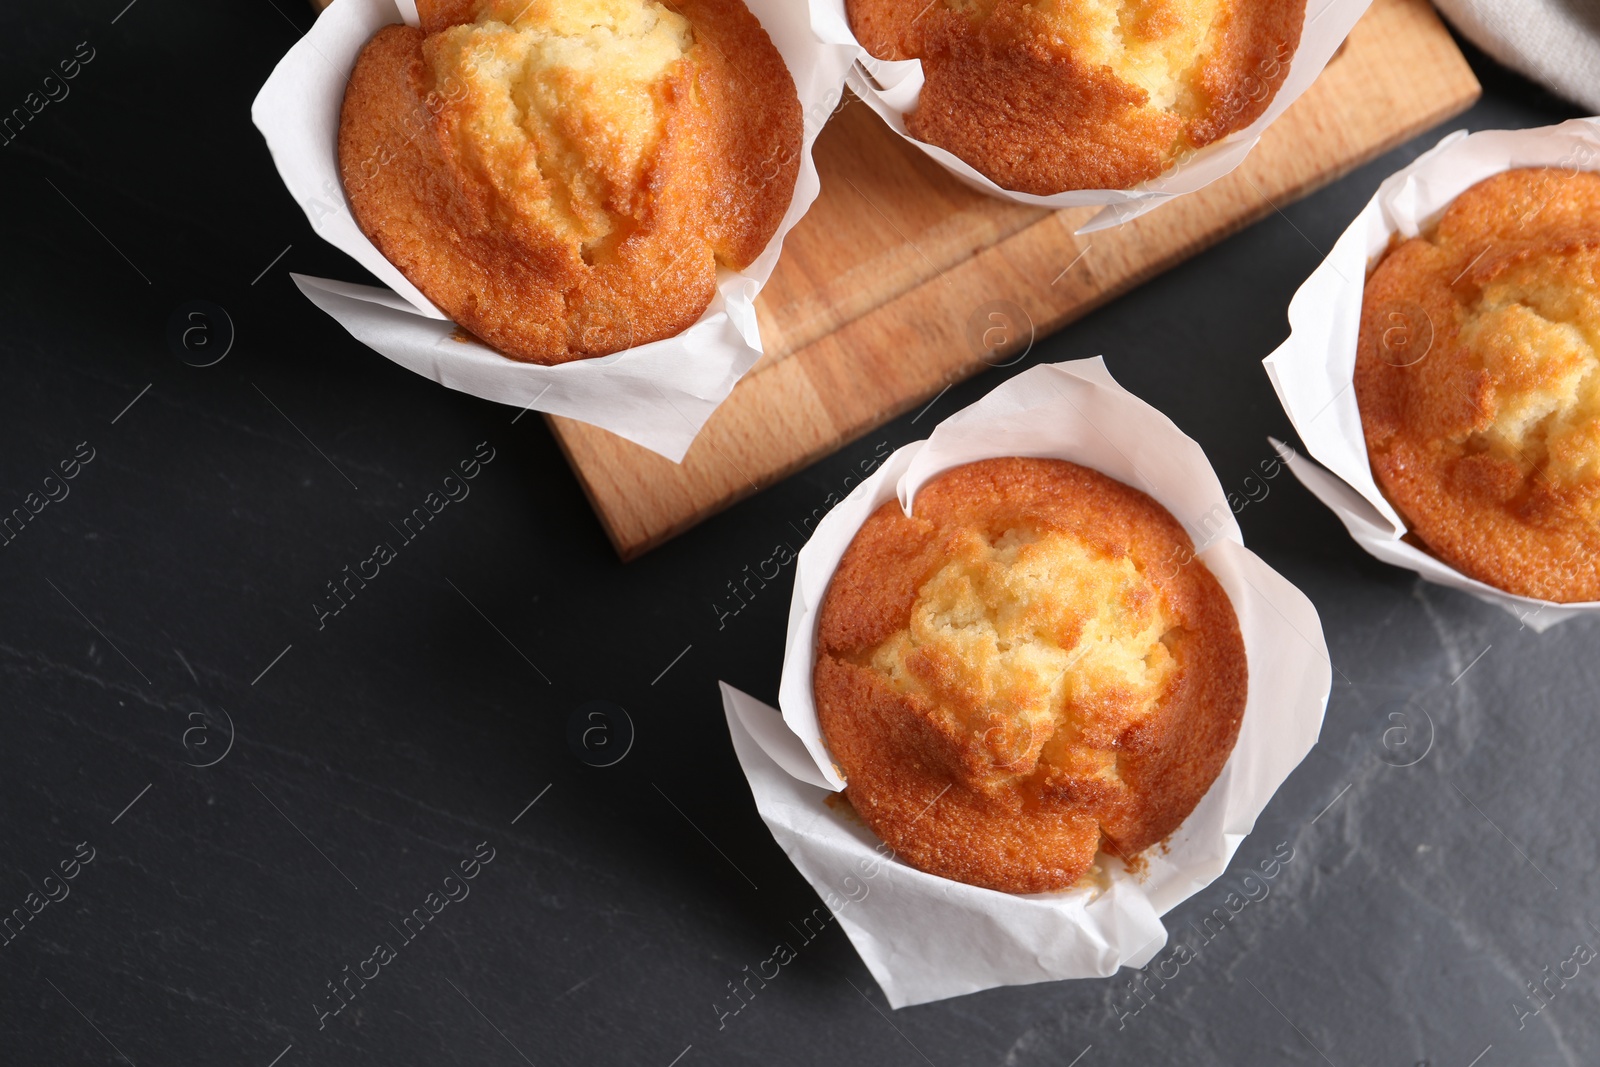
[553, 11, 1485, 561]
[543, 413, 637, 558]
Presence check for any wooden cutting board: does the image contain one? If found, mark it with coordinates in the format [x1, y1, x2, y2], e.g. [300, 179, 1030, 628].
[547, 0, 1480, 560]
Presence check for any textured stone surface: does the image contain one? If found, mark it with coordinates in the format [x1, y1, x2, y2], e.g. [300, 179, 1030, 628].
[0, 3, 1590, 1064]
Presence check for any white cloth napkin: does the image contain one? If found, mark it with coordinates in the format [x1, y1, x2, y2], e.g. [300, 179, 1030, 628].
[1434, 0, 1600, 112]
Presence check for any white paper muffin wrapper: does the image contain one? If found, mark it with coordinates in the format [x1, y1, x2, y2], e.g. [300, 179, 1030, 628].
[251, 0, 855, 463]
[1263, 119, 1600, 632]
[722, 359, 1331, 1007]
[807, 0, 1371, 232]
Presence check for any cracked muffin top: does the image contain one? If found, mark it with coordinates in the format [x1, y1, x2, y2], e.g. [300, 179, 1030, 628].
[1356, 168, 1600, 602]
[339, 0, 800, 363]
[846, 0, 1303, 194]
[813, 458, 1247, 893]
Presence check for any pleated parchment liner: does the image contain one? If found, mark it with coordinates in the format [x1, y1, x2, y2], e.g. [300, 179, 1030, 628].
[806, 0, 1373, 231]
[1264, 119, 1600, 631]
[723, 359, 1332, 1007]
[253, 0, 855, 461]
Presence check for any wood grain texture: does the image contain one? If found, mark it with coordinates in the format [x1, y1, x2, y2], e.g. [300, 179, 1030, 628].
[548, 0, 1481, 560]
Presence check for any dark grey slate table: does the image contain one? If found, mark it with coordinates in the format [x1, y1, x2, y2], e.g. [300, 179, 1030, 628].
[0, 3, 1590, 1063]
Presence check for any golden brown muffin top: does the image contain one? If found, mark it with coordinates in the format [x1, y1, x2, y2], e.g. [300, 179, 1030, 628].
[813, 458, 1247, 894]
[846, 0, 1303, 194]
[1355, 168, 1600, 602]
[339, 0, 800, 364]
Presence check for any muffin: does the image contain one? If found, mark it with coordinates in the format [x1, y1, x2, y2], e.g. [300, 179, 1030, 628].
[338, 0, 801, 364]
[1355, 168, 1600, 602]
[813, 458, 1247, 894]
[846, 0, 1303, 194]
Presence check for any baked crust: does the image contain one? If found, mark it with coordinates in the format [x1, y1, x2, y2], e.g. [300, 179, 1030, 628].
[338, 0, 800, 364]
[1355, 168, 1600, 602]
[813, 458, 1247, 894]
[847, 0, 1302, 195]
